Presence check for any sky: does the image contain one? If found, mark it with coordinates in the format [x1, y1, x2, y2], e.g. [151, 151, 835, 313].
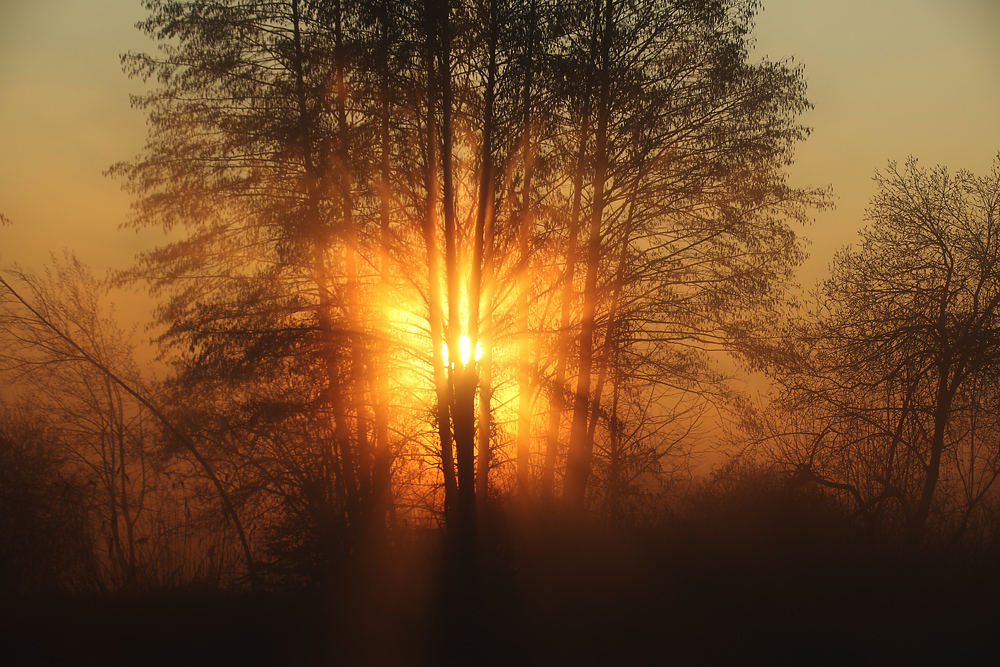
[1, 0, 1000, 318]
[751, 0, 1000, 283]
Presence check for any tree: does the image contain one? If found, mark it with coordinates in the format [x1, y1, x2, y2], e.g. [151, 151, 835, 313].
[113, 0, 409, 567]
[0, 257, 253, 587]
[760, 154, 1000, 548]
[0, 403, 96, 596]
[547, 0, 823, 513]
[111, 0, 823, 556]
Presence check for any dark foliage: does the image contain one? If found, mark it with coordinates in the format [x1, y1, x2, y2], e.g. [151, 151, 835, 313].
[0, 408, 95, 597]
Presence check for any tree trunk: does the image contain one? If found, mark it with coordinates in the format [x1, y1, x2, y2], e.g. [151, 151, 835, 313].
[607, 355, 623, 526]
[420, 7, 459, 527]
[291, 0, 362, 538]
[435, 0, 476, 537]
[541, 5, 599, 507]
[540, 139, 585, 506]
[333, 0, 374, 524]
[563, 0, 614, 514]
[515, 6, 537, 497]
[908, 361, 955, 548]
[112, 379, 137, 587]
[370, 0, 397, 533]
[472, 0, 499, 512]
[585, 176, 639, 448]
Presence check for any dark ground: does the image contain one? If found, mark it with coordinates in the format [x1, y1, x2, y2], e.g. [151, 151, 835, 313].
[4, 520, 1000, 666]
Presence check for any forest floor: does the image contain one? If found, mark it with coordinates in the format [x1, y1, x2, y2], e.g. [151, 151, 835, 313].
[5, 520, 1000, 665]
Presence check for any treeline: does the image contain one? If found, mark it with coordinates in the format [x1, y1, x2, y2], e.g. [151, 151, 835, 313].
[1, 260, 234, 594]
[2, 0, 819, 590]
[102, 0, 816, 551]
[9, 0, 999, 599]
[741, 155, 1000, 554]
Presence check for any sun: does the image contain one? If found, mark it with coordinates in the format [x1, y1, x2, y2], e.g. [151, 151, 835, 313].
[442, 334, 483, 368]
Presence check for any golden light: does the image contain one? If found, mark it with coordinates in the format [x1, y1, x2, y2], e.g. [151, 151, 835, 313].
[459, 335, 472, 365]
[442, 334, 483, 368]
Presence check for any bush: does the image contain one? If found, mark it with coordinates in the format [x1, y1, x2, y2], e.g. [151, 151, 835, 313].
[0, 407, 96, 596]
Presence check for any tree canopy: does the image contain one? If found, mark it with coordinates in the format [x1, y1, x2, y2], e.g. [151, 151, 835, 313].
[751, 155, 1000, 548]
[104, 0, 823, 571]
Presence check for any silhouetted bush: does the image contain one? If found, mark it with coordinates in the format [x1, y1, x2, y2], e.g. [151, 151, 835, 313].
[677, 458, 864, 570]
[0, 407, 96, 597]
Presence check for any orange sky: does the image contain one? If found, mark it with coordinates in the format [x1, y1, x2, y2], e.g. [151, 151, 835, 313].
[751, 0, 1000, 285]
[1, 0, 999, 324]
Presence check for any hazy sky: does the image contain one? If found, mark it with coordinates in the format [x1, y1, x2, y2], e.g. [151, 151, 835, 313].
[751, 0, 1000, 284]
[2, 0, 999, 303]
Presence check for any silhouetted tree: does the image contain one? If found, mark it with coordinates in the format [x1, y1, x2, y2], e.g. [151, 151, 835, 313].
[0, 258, 255, 587]
[111, 0, 823, 558]
[0, 404, 96, 596]
[112, 0, 409, 570]
[758, 154, 1000, 549]
[548, 0, 824, 514]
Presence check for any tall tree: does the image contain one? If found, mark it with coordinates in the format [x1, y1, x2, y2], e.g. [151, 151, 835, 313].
[552, 0, 823, 512]
[112, 0, 823, 552]
[760, 155, 1000, 548]
[112, 0, 399, 564]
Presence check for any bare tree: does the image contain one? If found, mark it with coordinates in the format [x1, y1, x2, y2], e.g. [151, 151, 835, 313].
[0, 257, 256, 587]
[111, 0, 823, 552]
[759, 154, 1000, 549]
